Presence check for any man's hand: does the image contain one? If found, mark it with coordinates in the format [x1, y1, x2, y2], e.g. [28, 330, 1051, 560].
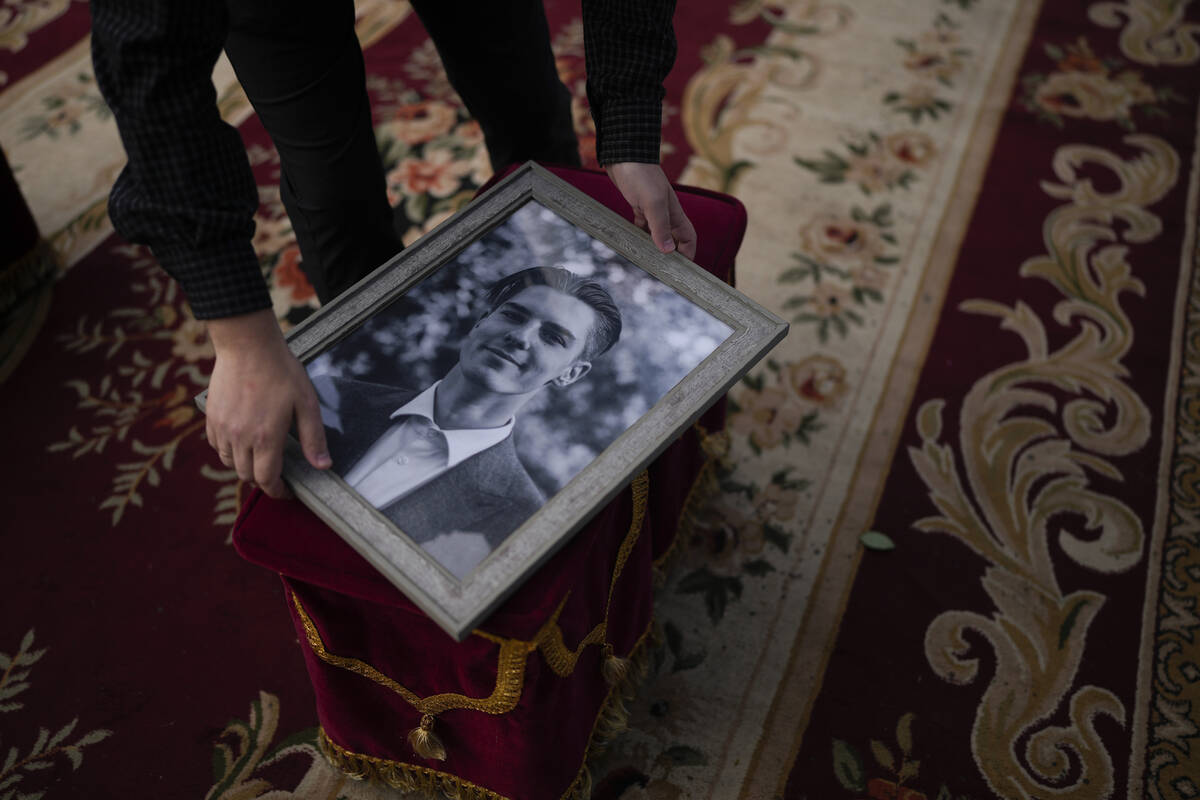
[605, 162, 697, 261]
[204, 309, 331, 498]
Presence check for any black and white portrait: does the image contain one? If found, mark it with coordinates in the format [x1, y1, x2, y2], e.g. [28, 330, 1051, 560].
[307, 201, 732, 580]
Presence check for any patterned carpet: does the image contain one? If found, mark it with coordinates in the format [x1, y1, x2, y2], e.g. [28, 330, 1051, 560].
[2, 0, 1199, 798]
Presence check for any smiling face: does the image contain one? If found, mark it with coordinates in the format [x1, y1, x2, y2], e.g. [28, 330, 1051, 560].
[459, 285, 599, 395]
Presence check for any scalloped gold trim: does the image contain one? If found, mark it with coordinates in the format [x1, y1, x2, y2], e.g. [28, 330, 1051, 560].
[292, 591, 535, 715]
[536, 619, 608, 678]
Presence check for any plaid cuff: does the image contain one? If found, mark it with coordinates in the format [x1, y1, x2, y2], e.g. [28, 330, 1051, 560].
[595, 99, 663, 165]
[153, 238, 272, 320]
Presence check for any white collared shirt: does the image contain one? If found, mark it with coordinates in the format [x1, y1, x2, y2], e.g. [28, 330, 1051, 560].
[342, 381, 514, 509]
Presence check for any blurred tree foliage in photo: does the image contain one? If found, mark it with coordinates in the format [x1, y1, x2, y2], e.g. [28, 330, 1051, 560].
[309, 202, 730, 495]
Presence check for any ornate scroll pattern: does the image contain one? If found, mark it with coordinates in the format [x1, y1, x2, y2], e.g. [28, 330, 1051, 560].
[907, 135, 1179, 797]
[0, 0, 73, 53]
[679, 0, 851, 193]
[206, 691, 396, 800]
[1089, 0, 1200, 66]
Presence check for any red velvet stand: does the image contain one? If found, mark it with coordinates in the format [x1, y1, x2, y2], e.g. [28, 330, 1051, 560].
[232, 166, 745, 800]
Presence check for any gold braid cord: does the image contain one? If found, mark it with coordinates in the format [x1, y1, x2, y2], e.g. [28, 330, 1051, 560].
[292, 591, 534, 716]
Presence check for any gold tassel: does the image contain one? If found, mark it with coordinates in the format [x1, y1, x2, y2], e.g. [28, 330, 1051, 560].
[602, 643, 630, 686]
[408, 713, 447, 761]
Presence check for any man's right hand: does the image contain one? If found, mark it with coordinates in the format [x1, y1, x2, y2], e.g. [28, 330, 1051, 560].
[204, 309, 332, 498]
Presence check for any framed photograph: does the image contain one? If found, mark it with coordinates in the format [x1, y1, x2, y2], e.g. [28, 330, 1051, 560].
[224, 163, 786, 640]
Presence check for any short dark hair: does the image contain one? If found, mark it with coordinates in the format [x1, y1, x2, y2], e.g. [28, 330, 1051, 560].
[482, 267, 622, 360]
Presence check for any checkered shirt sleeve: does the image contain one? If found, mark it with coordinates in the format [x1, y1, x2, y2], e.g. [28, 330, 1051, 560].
[583, 0, 677, 165]
[91, 1, 270, 320]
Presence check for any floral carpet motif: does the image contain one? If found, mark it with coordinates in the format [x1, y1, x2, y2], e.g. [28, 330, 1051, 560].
[1, 0, 1198, 798]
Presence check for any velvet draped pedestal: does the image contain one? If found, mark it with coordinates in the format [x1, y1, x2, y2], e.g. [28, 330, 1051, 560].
[232, 166, 746, 800]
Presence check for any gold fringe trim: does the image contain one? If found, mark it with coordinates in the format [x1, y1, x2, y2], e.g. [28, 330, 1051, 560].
[557, 622, 654, 800]
[315, 620, 658, 800]
[319, 729, 509, 800]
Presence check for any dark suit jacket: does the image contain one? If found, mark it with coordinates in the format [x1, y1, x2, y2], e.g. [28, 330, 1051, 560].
[312, 375, 546, 549]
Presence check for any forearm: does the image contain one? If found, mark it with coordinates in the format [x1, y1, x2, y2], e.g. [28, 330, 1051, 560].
[582, 0, 677, 165]
[91, 0, 269, 319]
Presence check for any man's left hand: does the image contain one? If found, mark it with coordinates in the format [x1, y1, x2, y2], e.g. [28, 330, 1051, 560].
[605, 162, 697, 261]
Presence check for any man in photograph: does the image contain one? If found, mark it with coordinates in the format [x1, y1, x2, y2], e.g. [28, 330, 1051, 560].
[312, 266, 622, 578]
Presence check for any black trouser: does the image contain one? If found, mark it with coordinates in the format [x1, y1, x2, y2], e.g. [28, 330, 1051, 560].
[223, 0, 579, 304]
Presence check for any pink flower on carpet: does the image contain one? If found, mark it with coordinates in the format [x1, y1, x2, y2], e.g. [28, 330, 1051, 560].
[389, 149, 473, 198]
[171, 318, 213, 362]
[884, 130, 936, 166]
[44, 104, 84, 132]
[800, 213, 885, 269]
[902, 26, 967, 82]
[392, 100, 457, 145]
[453, 119, 485, 149]
[844, 150, 906, 194]
[786, 355, 848, 408]
[271, 245, 316, 304]
[730, 386, 804, 450]
[903, 49, 965, 83]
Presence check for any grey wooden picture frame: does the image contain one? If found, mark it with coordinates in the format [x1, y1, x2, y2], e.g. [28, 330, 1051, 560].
[206, 162, 787, 640]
